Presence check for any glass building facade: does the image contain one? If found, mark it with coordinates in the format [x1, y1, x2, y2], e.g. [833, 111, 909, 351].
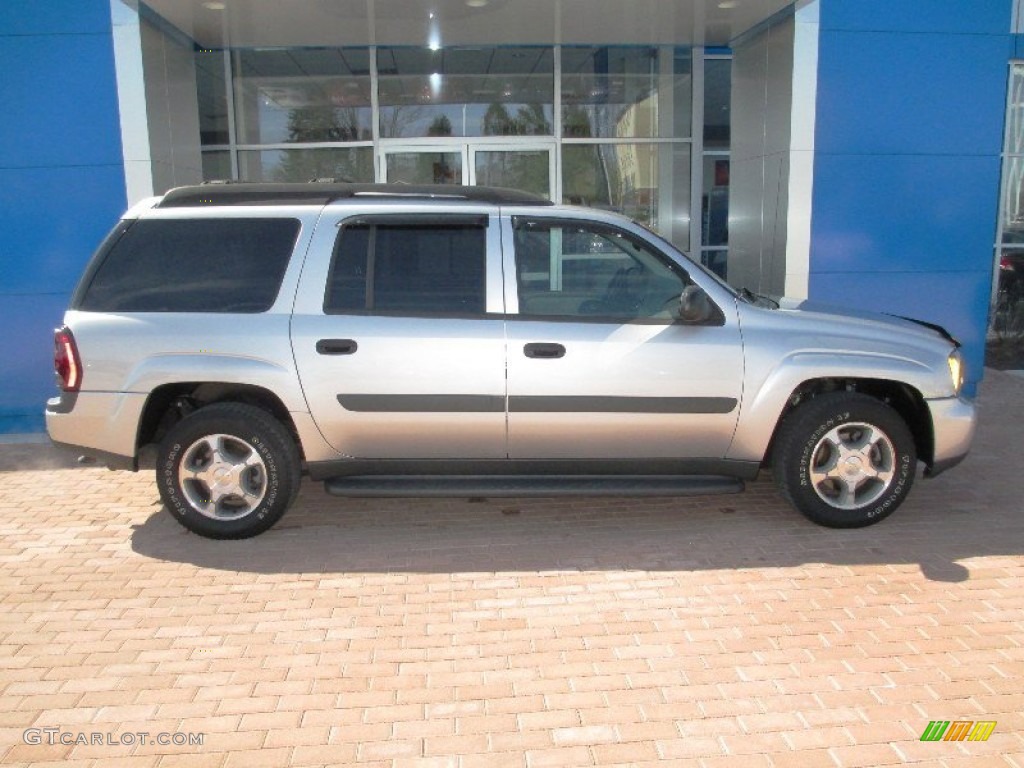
[195, 44, 731, 273]
[996, 61, 1024, 334]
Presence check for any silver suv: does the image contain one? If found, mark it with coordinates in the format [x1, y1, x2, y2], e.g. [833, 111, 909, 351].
[46, 183, 976, 538]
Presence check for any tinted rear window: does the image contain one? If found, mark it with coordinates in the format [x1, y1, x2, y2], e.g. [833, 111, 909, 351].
[77, 218, 300, 313]
[325, 221, 487, 315]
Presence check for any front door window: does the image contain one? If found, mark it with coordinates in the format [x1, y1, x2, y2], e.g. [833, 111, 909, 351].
[513, 218, 686, 320]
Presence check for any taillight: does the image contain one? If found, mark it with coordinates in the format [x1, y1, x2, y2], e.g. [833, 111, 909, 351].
[1000, 256, 1015, 271]
[54, 327, 82, 392]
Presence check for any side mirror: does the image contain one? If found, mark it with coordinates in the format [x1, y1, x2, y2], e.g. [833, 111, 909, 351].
[676, 285, 715, 324]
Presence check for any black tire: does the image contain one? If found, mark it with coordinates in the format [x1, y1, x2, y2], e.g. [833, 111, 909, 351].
[157, 402, 300, 539]
[773, 392, 916, 528]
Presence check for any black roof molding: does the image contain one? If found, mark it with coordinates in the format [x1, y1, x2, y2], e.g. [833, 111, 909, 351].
[157, 182, 555, 208]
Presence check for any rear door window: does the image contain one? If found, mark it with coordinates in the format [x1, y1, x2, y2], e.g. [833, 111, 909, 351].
[77, 218, 300, 313]
[324, 218, 488, 316]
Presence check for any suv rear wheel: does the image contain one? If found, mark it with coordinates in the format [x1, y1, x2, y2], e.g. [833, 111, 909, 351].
[157, 403, 300, 539]
[773, 392, 916, 528]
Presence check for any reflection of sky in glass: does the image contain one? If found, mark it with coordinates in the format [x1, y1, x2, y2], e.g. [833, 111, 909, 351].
[258, 101, 289, 143]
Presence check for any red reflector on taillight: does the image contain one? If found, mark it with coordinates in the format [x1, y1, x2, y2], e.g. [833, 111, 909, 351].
[54, 327, 82, 392]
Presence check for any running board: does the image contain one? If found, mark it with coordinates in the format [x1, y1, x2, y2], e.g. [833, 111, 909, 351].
[324, 475, 745, 498]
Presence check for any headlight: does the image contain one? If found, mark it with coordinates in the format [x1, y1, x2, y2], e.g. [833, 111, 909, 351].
[947, 349, 964, 396]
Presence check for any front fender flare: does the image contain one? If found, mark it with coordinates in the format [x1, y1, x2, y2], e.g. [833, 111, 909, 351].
[727, 351, 937, 463]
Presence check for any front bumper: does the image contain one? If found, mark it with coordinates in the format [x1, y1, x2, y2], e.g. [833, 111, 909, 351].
[924, 395, 977, 478]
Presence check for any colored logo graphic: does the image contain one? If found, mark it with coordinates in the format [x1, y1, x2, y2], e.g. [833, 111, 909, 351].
[920, 721, 996, 742]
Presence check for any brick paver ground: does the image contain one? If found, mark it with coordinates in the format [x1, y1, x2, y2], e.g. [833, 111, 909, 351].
[1, 371, 1023, 768]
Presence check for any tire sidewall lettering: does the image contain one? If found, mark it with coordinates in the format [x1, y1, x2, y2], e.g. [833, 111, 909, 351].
[780, 397, 915, 527]
[162, 442, 187, 517]
[156, 405, 299, 538]
[796, 411, 848, 488]
[249, 435, 279, 517]
[869, 452, 911, 518]
[163, 427, 284, 524]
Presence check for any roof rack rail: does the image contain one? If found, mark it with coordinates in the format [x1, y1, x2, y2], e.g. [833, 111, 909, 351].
[308, 176, 353, 184]
[157, 182, 554, 208]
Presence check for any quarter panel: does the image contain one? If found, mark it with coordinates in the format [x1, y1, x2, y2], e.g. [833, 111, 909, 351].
[64, 311, 309, 411]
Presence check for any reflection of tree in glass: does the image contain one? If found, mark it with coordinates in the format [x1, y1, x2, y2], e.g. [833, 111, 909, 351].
[563, 144, 616, 211]
[562, 104, 592, 139]
[476, 104, 552, 196]
[483, 104, 514, 136]
[562, 105, 613, 208]
[563, 143, 657, 231]
[516, 104, 552, 135]
[428, 115, 453, 136]
[476, 149, 549, 197]
[482, 103, 551, 136]
[379, 106, 430, 138]
[400, 116, 456, 184]
[272, 148, 374, 183]
[270, 105, 372, 183]
[286, 104, 361, 143]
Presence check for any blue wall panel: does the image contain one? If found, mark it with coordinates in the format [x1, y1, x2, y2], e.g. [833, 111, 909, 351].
[814, 31, 1009, 157]
[0, 166, 126, 293]
[0, 0, 125, 433]
[819, 0, 1010, 35]
[811, 0, 1012, 395]
[0, 2, 113, 35]
[0, 34, 124, 168]
[0, 294, 74, 433]
[810, 154, 1002, 274]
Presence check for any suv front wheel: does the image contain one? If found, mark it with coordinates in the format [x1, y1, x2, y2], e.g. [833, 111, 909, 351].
[773, 392, 916, 528]
[157, 403, 301, 539]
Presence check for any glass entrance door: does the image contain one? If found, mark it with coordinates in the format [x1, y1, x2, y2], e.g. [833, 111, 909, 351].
[381, 143, 554, 198]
